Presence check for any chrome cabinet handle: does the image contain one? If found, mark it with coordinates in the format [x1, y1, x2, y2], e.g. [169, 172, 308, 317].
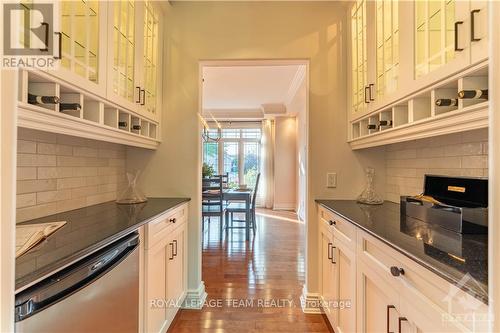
[369, 83, 375, 101]
[455, 21, 464, 51]
[173, 240, 178, 257]
[471, 9, 481, 42]
[327, 242, 332, 260]
[331, 246, 337, 264]
[387, 305, 396, 333]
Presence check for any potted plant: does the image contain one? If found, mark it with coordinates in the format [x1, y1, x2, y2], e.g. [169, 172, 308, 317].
[202, 163, 215, 178]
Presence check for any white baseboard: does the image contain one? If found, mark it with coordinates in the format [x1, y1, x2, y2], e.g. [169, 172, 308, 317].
[273, 203, 296, 210]
[300, 284, 323, 314]
[181, 281, 207, 310]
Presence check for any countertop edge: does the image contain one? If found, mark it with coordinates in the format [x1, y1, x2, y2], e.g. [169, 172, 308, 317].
[316, 200, 489, 305]
[15, 198, 190, 293]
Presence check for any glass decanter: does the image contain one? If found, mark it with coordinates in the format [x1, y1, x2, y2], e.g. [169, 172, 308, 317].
[357, 167, 383, 205]
[116, 171, 147, 204]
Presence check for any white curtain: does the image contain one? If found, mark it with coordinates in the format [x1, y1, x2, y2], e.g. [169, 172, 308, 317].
[257, 119, 274, 208]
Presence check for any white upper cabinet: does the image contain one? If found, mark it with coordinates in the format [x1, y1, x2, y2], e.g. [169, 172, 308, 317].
[48, 1, 107, 96]
[375, 0, 399, 99]
[350, 0, 369, 114]
[107, 0, 162, 122]
[348, 0, 489, 120]
[413, 0, 470, 83]
[469, 1, 488, 64]
[142, 1, 161, 119]
[107, 1, 139, 110]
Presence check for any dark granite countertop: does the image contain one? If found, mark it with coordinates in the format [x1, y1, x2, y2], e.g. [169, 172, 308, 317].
[316, 200, 488, 304]
[16, 197, 190, 292]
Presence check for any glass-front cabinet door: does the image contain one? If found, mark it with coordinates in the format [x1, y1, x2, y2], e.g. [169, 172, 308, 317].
[375, 0, 399, 99]
[350, 0, 368, 114]
[414, 0, 469, 81]
[107, 0, 161, 121]
[142, 1, 160, 119]
[47, 1, 107, 96]
[108, 0, 139, 110]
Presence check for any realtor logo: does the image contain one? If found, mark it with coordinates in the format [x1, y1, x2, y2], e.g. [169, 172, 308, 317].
[2, 2, 59, 68]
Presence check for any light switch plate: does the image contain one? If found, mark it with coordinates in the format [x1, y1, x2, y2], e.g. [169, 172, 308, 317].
[327, 173, 337, 188]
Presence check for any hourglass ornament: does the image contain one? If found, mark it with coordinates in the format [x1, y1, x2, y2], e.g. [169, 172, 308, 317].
[357, 168, 383, 205]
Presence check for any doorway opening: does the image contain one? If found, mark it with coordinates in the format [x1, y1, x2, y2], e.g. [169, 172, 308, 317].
[194, 59, 311, 327]
[199, 59, 309, 243]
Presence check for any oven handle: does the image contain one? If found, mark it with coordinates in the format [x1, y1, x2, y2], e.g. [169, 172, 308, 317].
[15, 233, 139, 322]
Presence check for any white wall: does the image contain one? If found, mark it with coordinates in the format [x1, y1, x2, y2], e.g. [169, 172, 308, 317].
[273, 117, 297, 210]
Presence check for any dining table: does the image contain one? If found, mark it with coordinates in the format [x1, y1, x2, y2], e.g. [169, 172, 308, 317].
[223, 188, 253, 240]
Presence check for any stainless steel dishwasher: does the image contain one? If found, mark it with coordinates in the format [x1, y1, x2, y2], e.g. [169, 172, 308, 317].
[15, 232, 140, 333]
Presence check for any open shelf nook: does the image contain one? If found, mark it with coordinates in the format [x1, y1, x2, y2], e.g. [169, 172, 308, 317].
[349, 63, 488, 150]
[103, 108, 119, 128]
[17, 70, 160, 150]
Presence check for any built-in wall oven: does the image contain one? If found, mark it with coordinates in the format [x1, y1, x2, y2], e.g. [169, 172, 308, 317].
[15, 232, 140, 333]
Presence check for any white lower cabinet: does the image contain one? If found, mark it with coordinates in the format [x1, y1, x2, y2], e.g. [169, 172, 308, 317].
[320, 222, 335, 321]
[143, 204, 188, 333]
[334, 238, 356, 333]
[319, 213, 356, 333]
[356, 259, 401, 333]
[165, 223, 186, 324]
[145, 236, 169, 333]
[318, 206, 488, 333]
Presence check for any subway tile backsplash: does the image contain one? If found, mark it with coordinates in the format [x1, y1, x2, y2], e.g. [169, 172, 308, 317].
[16, 128, 127, 223]
[385, 128, 488, 203]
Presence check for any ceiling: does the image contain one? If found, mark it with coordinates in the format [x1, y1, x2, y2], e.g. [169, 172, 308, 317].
[202, 64, 306, 120]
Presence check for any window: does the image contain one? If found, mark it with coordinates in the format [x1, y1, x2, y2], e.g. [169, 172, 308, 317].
[243, 142, 260, 186]
[202, 124, 262, 187]
[203, 142, 219, 174]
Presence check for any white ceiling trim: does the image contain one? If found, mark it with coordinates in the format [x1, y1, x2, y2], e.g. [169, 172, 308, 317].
[203, 108, 264, 121]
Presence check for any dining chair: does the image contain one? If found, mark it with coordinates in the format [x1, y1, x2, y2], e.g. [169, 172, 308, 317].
[202, 175, 226, 236]
[225, 173, 260, 233]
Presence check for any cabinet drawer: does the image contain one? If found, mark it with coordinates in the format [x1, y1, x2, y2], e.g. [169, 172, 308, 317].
[320, 207, 356, 248]
[357, 229, 403, 281]
[145, 204, 187, 249]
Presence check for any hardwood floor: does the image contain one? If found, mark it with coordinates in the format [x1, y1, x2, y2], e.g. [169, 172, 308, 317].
[168, 209, 333, 333]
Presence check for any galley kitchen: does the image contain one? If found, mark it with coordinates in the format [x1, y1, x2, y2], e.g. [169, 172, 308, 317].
[0, 1, 499, 333]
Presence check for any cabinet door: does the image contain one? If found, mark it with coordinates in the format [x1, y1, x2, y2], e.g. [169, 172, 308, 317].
[399, 285, 471, 333]
[375, 0, 399, 99]
[357, 259, 401, 333]
[141, 0, 161, 121]
[332, 239, 356, 333]
[320, 226, 335, 321]
[107, 0, 141, 112]
[21, 1, 106, 97]
[145, 239, 169, 333]
[166, 224, 186, 323]
[350, 0, 369, 114]
[414, 0, 470, 81]
[469, 1, 488, 64]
